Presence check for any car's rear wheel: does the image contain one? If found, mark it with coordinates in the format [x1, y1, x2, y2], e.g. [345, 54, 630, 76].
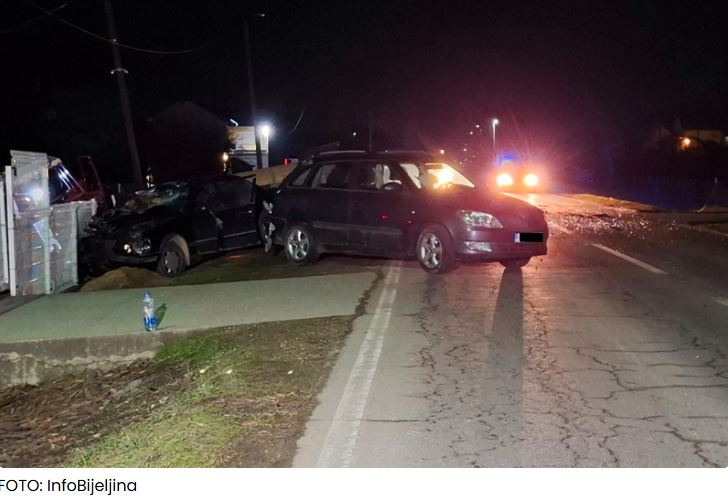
[416, 225, 456, 274]
[157, 238, 187, 277]
[499, 258, 530, 269]
[285, 224, 319, 265]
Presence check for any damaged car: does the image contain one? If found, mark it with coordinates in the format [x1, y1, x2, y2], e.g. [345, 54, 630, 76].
[264, 151, 549, 273]
[81, 176, 261, 276]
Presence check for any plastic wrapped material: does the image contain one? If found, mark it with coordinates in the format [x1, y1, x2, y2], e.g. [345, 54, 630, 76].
[13, 211, 51, 295]
[0, 178, 9, 292]
[5, 151, 97, 295]
[49, 203, 78, 293]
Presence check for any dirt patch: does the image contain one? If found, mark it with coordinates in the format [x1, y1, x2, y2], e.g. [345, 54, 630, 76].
[81, 249, 379, 292]
[0, 316, 352, 467]
[570, 194, 660, 212]
[80, 267, 172, 292]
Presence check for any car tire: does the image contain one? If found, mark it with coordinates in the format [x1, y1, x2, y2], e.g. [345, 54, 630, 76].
[157, 238, 187, 277]
[284, 224, 319, 266]
[416, 225, 456, 274]
[499, 258, 530, 269]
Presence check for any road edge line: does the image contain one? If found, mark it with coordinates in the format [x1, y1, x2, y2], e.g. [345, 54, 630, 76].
[315, 262, 401, 467]
[591, 243, 667, 274]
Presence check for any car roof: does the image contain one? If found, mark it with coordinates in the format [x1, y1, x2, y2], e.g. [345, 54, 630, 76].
[303, 150, 437, 164]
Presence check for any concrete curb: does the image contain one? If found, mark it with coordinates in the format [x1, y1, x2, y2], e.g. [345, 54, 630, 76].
[0, 327, 208, 389]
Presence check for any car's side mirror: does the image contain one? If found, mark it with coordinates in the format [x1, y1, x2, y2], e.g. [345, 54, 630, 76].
[383, 182, 403, 193]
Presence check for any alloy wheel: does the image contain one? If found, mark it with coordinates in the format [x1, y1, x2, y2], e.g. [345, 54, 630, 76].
[419, 232, 443, 269]
[161, 247, 182, 275]
[286, 228, 310, 262]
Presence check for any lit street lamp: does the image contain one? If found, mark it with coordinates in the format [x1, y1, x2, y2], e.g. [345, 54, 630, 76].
[491, 117, 499, 154]
[259, 123, 273, 167]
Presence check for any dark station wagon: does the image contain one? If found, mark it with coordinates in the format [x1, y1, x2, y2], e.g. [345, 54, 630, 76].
[263, 151, 549, 273]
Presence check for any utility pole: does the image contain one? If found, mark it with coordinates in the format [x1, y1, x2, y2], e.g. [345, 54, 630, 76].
[244, 18, 263, 169]
[103, 0, 143, 185]
[368, 111, 373, 151]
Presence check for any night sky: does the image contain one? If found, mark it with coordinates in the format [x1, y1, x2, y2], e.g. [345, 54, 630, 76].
[1, 0, 727, 180]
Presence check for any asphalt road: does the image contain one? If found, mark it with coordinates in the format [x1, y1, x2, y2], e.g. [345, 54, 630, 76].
[294, 192, 728, 467]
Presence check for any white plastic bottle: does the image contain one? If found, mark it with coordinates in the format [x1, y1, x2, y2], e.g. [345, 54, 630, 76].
[143, 291, 158, 332]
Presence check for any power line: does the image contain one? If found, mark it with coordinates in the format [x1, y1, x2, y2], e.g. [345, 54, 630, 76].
[289, 107, 306, 135]
[20, 0, 215, 55]
[0, 1, 70, 34]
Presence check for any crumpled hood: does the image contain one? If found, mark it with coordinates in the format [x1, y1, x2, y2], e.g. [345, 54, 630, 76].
[87, 207, 178, 237]
[426, 187, 547, 231]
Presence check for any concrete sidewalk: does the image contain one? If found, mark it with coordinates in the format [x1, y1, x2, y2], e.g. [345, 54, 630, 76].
[1, 271, 378, 387]
[0, 272, 377, 343]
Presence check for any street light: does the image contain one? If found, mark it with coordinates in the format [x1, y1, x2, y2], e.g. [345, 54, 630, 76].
[491, 117, 499, 153]
[258, 123, 273, 167]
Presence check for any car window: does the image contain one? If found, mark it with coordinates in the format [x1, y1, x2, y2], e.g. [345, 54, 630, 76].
[400, 162, 475, 190]
[311, 163, 351, 189]
[289, 166, 312, 187]
[355, 163, 403, 191]
[400, 163, 423, 188]
[214, 180, 253, 209]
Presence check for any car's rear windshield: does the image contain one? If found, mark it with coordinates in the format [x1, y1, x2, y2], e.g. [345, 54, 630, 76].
[400, 162, 476, 190]
[124, 182, 190, 213]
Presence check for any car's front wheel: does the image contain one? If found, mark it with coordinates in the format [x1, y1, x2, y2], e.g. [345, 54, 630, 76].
[157, 238, 187, 277]
[284, 224, 319, 266]
[499, 258, 530, 269]
[416, 225, 456, 274]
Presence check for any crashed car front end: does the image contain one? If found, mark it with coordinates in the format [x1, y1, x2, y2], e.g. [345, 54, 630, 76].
[80, 183, 188, 272]
[81, 214, 165, 271]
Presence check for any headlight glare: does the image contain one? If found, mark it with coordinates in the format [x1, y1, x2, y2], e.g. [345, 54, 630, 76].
[458, 210, 503, 228]
[496, 172, 513, 188]
[524, 173, 539, 187]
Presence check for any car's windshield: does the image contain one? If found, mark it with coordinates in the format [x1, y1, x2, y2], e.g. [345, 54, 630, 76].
[399, 162, 476, 191]
[123, 182, 190, 213]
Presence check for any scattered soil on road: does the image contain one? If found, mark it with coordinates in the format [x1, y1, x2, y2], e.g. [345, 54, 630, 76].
[0, 316, 352, 467]
[569, 194, 660, 212]
[81, 248, 377, 292]
[80, 267, 171, 292]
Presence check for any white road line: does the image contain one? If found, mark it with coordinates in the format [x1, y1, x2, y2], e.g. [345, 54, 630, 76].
[591, 243, 667, 274]
[683, 224, 728, 240]
[315, 262, 402, 468]
[712, 297, 728, 308]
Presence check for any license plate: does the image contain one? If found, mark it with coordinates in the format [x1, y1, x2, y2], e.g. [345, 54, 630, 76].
[514, 232, 543, 243]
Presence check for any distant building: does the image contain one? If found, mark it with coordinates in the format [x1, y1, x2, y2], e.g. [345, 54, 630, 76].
[677, 130, 727, 151]
[683, 129, 726, 146]
[227, 126, 270, 169]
